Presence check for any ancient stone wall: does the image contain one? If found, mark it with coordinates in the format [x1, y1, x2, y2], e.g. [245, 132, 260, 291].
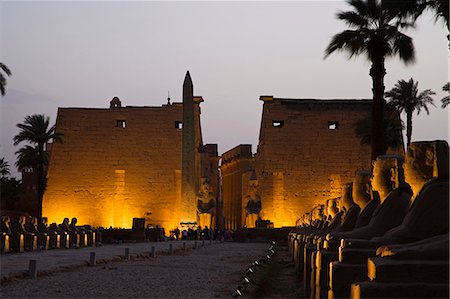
[43, 100, 202, 230]
[221, 145, 254, 229]
[255, 97, 376, 227]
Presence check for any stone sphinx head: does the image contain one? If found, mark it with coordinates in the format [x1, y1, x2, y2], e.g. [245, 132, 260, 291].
[404, 140, 449, 197]
[303, 212, 311, 226]
[340, 183, 354, 211]
[1, 216, 11, 228]
[352, 171, 372, 208]
[371, 154, 407, 202]
[327, 198, 340, 218]
[312, 205, 324, 221]
[19, 215, 26, 226]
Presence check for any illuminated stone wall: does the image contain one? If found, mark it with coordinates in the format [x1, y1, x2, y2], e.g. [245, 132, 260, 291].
[255, 97, 377, 227]
[43, 100, 204, 230]
[221, 145, 254, 230]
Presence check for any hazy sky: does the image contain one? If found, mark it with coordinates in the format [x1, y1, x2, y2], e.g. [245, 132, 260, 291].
[1, 1, 449, 178]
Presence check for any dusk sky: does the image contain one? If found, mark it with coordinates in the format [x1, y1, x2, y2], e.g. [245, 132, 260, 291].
[1, 1, 448, 178]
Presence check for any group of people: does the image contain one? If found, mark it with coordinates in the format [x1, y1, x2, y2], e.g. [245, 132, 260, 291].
[169, 226, 234, 241]
[169, 226, 216, 240]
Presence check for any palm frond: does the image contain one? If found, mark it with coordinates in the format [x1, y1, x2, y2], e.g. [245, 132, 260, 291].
[0, 73, 6, 96]
[391, 31, 416, 64]
[325, 30, 367, 59]
[0, 63, 12, 76]
[0, 158, 11, 177]
[442, 82, 450, 108]
[15, 145, 47, 171]
[337, 10, 369, 27]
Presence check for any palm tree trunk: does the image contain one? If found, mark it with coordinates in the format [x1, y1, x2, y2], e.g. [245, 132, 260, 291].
[369, 54, 386, 161]
[406, 110, 413, 147]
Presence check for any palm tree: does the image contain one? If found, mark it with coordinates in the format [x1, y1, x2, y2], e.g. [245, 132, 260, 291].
[441, 82, 449, 108]
[0, 158, 11, 178]
[0, 63, 12, 96]
[385, 78, 435, 147]
[325, 0, 415, 160]
[14, 114, 62, 218]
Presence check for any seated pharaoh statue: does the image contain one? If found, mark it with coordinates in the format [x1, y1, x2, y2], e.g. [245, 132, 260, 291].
[336, 155, 412, 240]
[352, 171, 380, 228]
[244, 175, 262, 228]
[197, 178, 215, 213]
[196, 178, 216, 228]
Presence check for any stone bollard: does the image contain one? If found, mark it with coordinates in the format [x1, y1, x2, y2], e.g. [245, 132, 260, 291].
[125, 248, 130, 260]
[194, 241, 198, 249]
[169, 244, 173, 255]
[89, 252, 96, 266]
[183, 242, 186, 251]
[28, 260, 37, 279]
[151, 246, 156, 258]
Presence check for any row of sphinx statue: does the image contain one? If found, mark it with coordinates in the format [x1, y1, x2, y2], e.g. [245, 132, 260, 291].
[1, 216, 101, 253]
[288, 140, 449, 299]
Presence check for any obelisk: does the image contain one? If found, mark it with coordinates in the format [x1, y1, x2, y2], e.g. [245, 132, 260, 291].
[181, 71, 197, 224]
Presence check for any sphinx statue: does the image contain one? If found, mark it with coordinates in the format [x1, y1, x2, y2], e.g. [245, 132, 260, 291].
[332, 183, 360, 233]
[244, 172, 262, 228]
[371, 140, 449, 244]
[59, 217, 79, 247]
[1, 216, 12, 253]
[323, 197, 342, 233]
[336, 155, 412, 240]
[376, 233, 449, 260]
[197, 178, 216, 228]
[353, 171, 380, 228]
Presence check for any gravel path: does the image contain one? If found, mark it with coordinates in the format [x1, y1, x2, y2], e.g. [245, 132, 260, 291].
[1, 242, 269, 298]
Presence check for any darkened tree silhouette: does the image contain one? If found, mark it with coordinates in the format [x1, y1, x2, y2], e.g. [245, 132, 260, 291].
[354, 107, 404, 154]
[0, 177, 22, 211]
[0, 158, 11, 178]
[0, 63, 12, 96]
[14, 114, 62, 218]
[325, 0, 415, 160]
[385, 78, 435, 147]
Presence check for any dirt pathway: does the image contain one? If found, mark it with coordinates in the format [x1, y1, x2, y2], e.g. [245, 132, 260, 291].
[1, 242, 268, 298]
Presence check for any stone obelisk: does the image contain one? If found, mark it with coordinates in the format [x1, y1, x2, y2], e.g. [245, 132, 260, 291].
[181, 71, 197, 224]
